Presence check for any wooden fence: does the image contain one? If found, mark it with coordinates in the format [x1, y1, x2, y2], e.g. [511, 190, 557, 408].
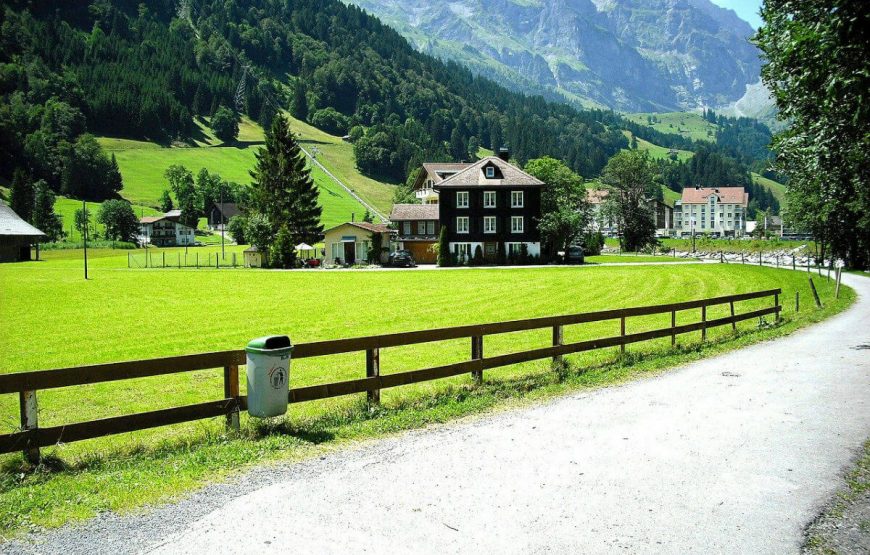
[0, 289, 781, 463]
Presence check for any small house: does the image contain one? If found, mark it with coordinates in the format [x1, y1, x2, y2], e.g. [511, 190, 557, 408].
[322, 221, 393, 265]
[208, 203, 241, 230]
[411, 162, 474, 205]
[0, 202, 45, 262]
[244, 246, 264, 268]
[390, 204, 440, 263]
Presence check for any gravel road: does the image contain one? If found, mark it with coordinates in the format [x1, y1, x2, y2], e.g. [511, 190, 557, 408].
[7, 273, 870, 555]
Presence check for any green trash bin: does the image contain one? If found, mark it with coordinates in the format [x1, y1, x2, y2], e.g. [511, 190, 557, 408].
[246, 335, 293, 418]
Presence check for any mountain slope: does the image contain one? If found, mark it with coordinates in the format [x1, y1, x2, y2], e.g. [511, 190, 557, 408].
[349, 0, 767, 113]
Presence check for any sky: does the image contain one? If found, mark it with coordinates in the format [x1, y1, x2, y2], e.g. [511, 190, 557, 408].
[710, 0, 763, 29]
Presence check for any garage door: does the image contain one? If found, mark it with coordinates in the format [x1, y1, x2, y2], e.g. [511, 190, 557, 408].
[405, 242, 437, 264]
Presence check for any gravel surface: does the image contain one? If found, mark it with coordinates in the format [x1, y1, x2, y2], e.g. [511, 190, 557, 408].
[6, 273, 870, 555]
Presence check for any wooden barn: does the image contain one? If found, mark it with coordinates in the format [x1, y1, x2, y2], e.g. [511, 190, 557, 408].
[0, 202, 45, 262]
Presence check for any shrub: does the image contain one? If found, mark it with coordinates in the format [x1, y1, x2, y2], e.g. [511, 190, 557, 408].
[310, 107, 351, 135]
[473, 245, 484, 266]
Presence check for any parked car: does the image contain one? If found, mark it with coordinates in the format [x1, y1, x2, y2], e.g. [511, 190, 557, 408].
[564, 245, 585, 264]
[389, 249, 416, 267]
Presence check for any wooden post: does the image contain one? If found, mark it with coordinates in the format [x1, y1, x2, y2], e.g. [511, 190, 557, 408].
[701, 305, 707, 341]
[807, 256, 810, 273]
[720, 251, 724, 263]
[19, 390, 39, 465]
[552, 325, 563, 370]
[730, 301, 736, 331]
[178, 253, 181, 269]
[835, 268, 842, 299]
[216, 253, 220, 269]
[795, 291, 800, 313]
[774, 292, 780, 322]
[223, 365, 240, 431]
[792, 255, 796, 270]
[162, 252, 165, 268]
[809, 278, 822, 308]
[471, 336, 483, 384]
[741, 252, 745, 264]
[620, 316, 626, 354]
[196, 252, 199, 268]
[671, 310, 676, 347]
[128, 252, 131, 268]
[758, 251, 762, 266]
[366, 348, 380, 404]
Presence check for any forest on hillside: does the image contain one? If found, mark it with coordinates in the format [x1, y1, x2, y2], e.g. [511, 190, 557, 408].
[0, 0, 779, 216]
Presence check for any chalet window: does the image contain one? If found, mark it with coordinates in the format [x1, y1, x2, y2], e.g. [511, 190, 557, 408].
[418, 221, 426, 235]
[456, 216, 469, 234]
[483, 191, 496, 208]
[456, 191, 469, 208]
[403, 222, 411, 235]
[511, 216, 524, 234]
[511, 191, 524, 208]
[508, 243, 524, 256]
[426, 221, 435, 235]
[484, 216, 496, 234]
[485, 166, 495, 178]
[454, 243, 472, 261]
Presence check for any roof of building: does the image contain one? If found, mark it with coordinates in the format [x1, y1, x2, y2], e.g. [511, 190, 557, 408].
[0, 202, 46, 239]
[389, 204, 439, 221]
[139, 210, 194, 226]
[680, 187, 748, 206]
[423, 163, 473, 181]
[586, 189, 609, 204]
[212, 203, 241, 219]
[139, 216, 163, 224]
[434, 157, 544, 188]
[324, 221, 393, 234]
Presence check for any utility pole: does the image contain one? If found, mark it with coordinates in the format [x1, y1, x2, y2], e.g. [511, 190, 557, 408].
[220, 188, 225, 261]
[82, 199, 89, 280]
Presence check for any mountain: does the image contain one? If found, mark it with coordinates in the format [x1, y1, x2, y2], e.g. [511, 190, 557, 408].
[347, 0, 769, 114]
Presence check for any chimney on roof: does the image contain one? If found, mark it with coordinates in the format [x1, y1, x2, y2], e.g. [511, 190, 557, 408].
[497, 147, 510, 162]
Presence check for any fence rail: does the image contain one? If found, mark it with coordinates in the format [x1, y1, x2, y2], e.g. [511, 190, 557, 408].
[0, 289, 781, 463]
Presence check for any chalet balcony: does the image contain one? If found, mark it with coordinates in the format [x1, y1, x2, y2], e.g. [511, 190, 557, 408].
[415, 188, 439, 204]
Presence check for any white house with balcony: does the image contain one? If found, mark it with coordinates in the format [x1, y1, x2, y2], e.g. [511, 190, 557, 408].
[411, 162, 474, 204]
[673, 186, 748, 238]
[138, 210, 196, 247]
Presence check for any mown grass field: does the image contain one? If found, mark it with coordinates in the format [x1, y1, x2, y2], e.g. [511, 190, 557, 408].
[623, 131, 694, 162]
[0, 251, 855, 535]
[751, 172, 788, 203]
[625, 112, 718, 142]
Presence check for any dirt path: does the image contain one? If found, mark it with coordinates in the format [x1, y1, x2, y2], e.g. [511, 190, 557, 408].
[9, 275, 870, 554]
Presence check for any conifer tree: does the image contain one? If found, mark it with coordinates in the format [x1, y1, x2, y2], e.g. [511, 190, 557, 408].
[9, 168, 35, 222]
[250, 113, 323, 267]
[31, 180, 63, 241]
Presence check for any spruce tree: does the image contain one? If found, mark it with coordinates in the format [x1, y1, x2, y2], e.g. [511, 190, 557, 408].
[250, 113, 323, 266]
[160, 190, 174, 213]
[9, 168, 35, 222]
[291, 81, 308, 121]
[31, 180, 63, 241]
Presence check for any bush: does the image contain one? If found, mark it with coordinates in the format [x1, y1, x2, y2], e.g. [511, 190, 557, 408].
[227, 215, 247, 244]
[582, 231, 605, 256]
[310, 107, 351, 135]
[211, 106, 239, 143]
[473, 245, 484, 266]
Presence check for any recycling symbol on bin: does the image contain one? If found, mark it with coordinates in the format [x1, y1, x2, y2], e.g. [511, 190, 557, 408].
[268, 365, 287, 389]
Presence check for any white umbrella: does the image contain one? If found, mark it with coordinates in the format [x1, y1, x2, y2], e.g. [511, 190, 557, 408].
[295, 242, 315, 260]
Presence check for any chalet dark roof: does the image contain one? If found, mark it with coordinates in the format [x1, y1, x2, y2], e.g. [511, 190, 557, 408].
[0, 202, 46, 239]
[212, 203, 241, 219]
[434, 157, 544, 188]
[389, 204, 439, 221]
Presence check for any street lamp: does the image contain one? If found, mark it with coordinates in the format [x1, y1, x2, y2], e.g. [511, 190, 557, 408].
[690, 215, 696, 253]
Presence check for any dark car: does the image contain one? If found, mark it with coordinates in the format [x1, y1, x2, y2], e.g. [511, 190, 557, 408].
[564, 245, 585, 264]
[389, 249, 416, 267]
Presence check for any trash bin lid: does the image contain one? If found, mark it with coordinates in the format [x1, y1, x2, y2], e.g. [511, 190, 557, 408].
[246, 335, 294, 355]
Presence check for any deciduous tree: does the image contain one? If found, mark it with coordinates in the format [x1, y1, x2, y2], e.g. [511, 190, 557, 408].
[600, 150, 656, 252]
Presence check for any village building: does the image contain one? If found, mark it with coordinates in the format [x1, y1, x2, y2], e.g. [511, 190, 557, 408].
[208, 203, 241, 230]
[389, 204, 440, 263]
[674, 186, 748, 238]
[0, 202, 45, 262]
[322, 221, 393, 265]
[138, 210, 196, 247]
[586, 189, 673, 237]
[411, 162, 474, 205]
[433, 153, 544, 262]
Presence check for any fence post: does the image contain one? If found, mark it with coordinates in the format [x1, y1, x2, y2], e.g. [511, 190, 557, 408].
[758, 251, 762, 266]
[774, 292, 780, 323]
[128, 252, 130, 268]
[671, 310, 676, 347]
[366, 348, 380, 404]
[720, 251, 724, 263]
[196, 252, 199, 268]
[835, 268, 842, 299]
[795, 291, 800, 313]
[741, 252, 745, 264]
[162, 252, 165, 268]
[19, 390, 39, 465]
[552, 325, 563, 371]
[809, 278, 822, 308]
[223, 365, 240, 431]
[792, 255, 796, 270]
[178, 253, 181, 269]
[471, 335, 483, 384]
[730, 301, 736, 331]
[216, 253, 220, 269]
[620, 316, 626, 354]
[701, 304, 707, 341]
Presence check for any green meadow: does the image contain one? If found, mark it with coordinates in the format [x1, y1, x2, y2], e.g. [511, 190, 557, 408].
[625, 111, 718, 142]
[0, 251, 854, 534]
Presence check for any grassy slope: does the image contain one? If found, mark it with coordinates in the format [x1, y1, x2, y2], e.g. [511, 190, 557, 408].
[0, 252, 855, 533]
[622, 131, 694, 162]
[624, 112, 718, 143]
[283, 114, 397, 216]
[751, 172, 787, 203]
[98, 117, 387, 229]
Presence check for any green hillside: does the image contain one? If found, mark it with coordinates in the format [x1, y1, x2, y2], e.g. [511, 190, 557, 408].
[751, 172, 787, 203]
[625, 112, 718, 143]
[623, 131, 694, 162]
[98, 117, 391, 229]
